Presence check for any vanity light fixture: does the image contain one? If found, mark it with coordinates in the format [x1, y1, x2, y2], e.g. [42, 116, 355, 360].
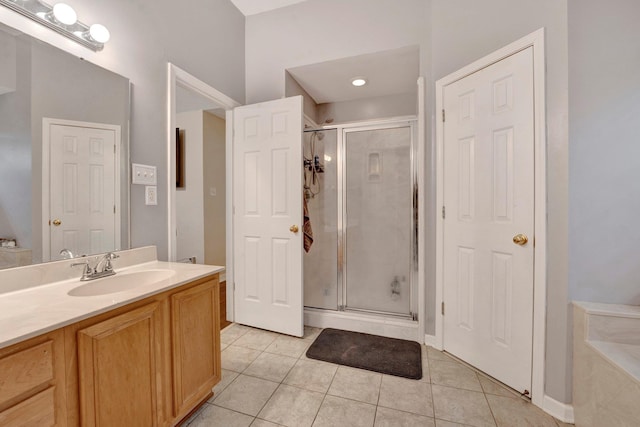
[87, 23, 110, 43]
[0, 0, 111, 51]
[51, 3, 76, 25]
[351, 77, 367, 87]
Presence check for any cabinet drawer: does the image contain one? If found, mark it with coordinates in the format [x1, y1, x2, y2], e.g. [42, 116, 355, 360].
[0, 387, 55, 427]
[0, 341, 53, 403]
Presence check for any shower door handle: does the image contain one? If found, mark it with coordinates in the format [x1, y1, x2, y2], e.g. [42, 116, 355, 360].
[290, 225, 299, 233]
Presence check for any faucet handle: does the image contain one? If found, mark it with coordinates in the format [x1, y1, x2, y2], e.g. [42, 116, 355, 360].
[71, 260, 92, 276]
[104, 252, 119, 272]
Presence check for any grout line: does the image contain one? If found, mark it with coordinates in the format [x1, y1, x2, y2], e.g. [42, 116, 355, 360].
[480, 371, 500, 427]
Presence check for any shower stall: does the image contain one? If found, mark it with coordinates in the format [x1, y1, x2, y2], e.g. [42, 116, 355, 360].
[303, 120, 419, 335]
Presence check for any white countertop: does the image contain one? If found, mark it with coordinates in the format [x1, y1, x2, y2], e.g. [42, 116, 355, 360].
[0, 248, 223, 350]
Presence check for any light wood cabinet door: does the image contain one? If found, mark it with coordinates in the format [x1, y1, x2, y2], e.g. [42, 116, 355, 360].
[0, 330, 66, 427]
[77, 302, 164, 427]
[171, 279, 220, 418]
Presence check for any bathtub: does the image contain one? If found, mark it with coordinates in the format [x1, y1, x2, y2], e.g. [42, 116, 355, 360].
[573, 301, 640, 427]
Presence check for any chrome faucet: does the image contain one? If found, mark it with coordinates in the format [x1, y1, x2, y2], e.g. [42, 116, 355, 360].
[71, 252, 120, 281]
[59, 248, 75, 259]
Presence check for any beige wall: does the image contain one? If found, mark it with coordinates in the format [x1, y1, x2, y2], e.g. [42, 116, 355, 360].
[203, 112, 226, 267]
[176, 111, 204, 264]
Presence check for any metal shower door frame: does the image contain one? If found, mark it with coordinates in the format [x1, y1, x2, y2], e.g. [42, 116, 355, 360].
[336, 119, 418, 319]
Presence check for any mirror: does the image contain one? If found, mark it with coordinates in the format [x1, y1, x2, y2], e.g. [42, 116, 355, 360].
[0, 22, 130, 268]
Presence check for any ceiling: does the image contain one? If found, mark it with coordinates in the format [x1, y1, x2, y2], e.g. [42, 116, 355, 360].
[287, 46, 420, 104]
[229, 0, 309, 16]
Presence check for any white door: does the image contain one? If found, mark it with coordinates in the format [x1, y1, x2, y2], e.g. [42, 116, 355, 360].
[442, 47, 535, 393]
[233, 96, 304, 337]
[49, 123, 117, 259]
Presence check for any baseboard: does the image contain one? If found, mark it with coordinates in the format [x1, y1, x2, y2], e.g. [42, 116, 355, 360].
[424, 334, 437, 348]
[542, 394, 574, 424]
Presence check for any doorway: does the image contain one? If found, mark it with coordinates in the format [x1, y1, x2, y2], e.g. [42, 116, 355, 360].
[435, 29, 547, 404]
[167, 63, 240, 327]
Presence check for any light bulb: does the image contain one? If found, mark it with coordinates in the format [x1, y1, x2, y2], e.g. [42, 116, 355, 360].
[52, 3, 77, 25]
[89, 24, 110, 43]
[351, 78, 367, 87]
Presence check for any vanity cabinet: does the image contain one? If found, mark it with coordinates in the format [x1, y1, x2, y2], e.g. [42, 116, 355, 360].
[0, 330, 67, 427]
[0, 273, 221, 427]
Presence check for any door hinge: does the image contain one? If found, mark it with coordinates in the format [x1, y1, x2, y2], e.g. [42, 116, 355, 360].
[442, 109, 445, 122]
[232, 282, 236, 291]
[411, 312, 418, 321]
[113, 205, 116, 214]
[441, 301, 445, 316]
[442, 206, 445, 219]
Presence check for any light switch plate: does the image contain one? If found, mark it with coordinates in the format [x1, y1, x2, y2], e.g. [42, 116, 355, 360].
[145, 186, 157, 205]
[132, 163, 157, 185]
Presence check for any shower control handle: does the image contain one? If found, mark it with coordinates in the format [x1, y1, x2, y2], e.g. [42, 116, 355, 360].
[290, 225, 299, 233]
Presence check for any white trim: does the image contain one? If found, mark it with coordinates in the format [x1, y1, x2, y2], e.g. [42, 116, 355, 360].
[42, 118, 121, 261]
[225, 109, 235, 322]
[303, 113, 319, 129]
[424, 334, 438, 348]
[435, 28, 547, 408]
[542, 395, 574, 424]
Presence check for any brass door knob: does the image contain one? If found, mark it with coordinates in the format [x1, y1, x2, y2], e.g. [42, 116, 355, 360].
[513, 234, 528, 246]
[290, 225, 299, 233]
[52, 219, 62, 226]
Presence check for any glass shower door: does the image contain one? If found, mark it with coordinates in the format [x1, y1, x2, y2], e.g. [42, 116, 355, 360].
[343, 125, 414, 317]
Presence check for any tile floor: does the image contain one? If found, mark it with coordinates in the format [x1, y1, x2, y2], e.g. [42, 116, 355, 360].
[185, 324, 573, 427]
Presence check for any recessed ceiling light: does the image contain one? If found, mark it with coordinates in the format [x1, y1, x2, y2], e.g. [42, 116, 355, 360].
[351, 77, 367, 87]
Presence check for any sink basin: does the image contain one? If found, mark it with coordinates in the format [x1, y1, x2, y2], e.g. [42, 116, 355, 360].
[68, 269, 176, 297]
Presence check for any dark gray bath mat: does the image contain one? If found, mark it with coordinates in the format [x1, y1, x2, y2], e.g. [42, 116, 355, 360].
[306, 328, 422, 379]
